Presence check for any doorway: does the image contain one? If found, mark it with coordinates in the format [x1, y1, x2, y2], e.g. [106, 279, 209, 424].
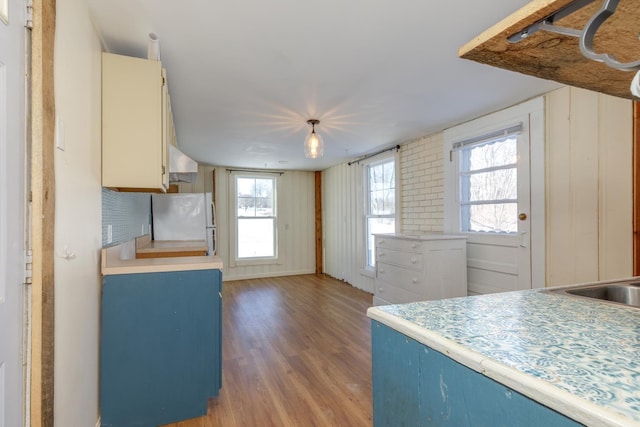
[444, 98, 545, 295]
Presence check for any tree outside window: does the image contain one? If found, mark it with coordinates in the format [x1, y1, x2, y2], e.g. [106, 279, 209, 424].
[459, 136, 517, 233]
[236, 176, 276, 259]
[366, 159, 396, 267]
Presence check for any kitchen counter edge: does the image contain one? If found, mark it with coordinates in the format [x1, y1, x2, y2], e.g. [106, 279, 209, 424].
[367, 301, 637, 427]
[102, 242, 223, 275]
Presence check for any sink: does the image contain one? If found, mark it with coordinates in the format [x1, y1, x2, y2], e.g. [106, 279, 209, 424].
[548, 281, 640, 308]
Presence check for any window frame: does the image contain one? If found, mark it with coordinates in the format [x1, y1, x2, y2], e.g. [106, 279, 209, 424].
[457, 132, 520, 234]
[363, 154, 398, 272]
[229, 172, 279, 266]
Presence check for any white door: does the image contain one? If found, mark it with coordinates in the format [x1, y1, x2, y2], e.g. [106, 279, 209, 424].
[444, 98, 545, 295]
[0, 0, 26, 426]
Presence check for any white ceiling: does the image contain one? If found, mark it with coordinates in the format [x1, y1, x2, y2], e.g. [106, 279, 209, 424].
[85, 0, 560, 171]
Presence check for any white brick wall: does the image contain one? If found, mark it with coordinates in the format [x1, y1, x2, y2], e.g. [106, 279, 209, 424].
[400, 132, 445, 234]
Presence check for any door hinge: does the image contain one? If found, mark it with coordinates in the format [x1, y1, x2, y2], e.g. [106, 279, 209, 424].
[24, 249, 32, 285]
[25, 0, 33, 29]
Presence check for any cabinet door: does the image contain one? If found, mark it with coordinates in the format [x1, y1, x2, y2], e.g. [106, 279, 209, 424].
[371, 322, 583, 427]
[102, 53, 167, 191]
[161, 69, 170, 189]
[418, 346, 582, 427]
[371, 321, 421, 426]
[207, 269, 223, 397]
[101, 269, 220, 426]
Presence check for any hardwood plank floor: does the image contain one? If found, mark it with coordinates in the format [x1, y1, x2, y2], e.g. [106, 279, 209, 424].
[164, 274, 374, 427]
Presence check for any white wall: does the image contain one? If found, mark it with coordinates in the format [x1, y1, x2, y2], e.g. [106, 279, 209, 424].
[546, 87, 633, 286]
[53, 0, 103, 425]
[322, 137, 449, 294]
[400, 134, 445, 234]
[322, 162, 374, 292]
[181, 165, 316, 280]
[322, 87, 634, 293]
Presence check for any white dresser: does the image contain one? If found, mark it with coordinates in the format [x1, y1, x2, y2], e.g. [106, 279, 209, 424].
[373, 234, 467, 306]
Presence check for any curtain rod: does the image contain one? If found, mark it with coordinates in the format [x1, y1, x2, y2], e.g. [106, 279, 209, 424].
[348, 144, 400, 166]
[226, 168, 285, 175]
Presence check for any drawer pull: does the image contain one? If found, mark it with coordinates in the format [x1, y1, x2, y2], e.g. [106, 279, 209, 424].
[379, 240, 386, 245]
[378, 252, 386, 257]
[412, 278, 418, 283]
[411, 258, 417, 264]
[379, 288, 384, 293]
[379, 268, 385, 274]
[411, 243, 418, 249]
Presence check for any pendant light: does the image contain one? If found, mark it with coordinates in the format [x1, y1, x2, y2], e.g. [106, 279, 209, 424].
[304, 119, 324, 159]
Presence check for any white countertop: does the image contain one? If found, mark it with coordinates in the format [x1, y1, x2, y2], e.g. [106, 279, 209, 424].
[102, 240, 223, 275]
[367, 284, 640, 427]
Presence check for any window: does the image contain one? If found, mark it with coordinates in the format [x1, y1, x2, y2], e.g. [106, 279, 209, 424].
[235, 175, 276, 259]
[365, 158, 396, 267]
[456, 128, 519, 234]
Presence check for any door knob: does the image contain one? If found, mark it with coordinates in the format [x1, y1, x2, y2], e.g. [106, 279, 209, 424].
[519, 213, 527, 221]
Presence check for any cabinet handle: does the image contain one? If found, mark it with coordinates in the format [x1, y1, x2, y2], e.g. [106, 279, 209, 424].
[379, 240, 385, 245]
[379, 252, 386, 257]
[411, 243, 418, 249]
[379, 288, 384, 293]
[379, 268, 385, 274]
[412, 278, 418, 284]
[411, 258, 417, 264]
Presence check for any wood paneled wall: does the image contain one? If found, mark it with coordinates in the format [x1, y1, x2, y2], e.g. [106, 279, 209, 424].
[546, 87, 633, 286]
[181, 166, 316, 281]
[322, 163, 375, 293]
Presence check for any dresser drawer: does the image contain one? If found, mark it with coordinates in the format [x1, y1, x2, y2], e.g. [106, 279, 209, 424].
[374, 278, 423, 305]
[376, 248, 422, 270]
[377, 262, 425, 295]
[376, 236, 422, 253]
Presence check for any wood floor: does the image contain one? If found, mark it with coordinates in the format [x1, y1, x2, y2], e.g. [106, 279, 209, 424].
[164, 274, 374, 427]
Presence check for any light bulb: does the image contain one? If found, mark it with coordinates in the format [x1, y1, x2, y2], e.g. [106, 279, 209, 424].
[305, 127, 324, 159]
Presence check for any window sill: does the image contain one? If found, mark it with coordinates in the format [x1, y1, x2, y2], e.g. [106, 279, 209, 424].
[232, 258, 279, 268]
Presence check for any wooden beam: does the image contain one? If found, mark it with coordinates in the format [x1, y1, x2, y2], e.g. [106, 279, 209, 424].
[459, 0, 637, 100]
[315, 171, 323, 274]
[634, 102, 640, 276]
[30, 0, 56, 425]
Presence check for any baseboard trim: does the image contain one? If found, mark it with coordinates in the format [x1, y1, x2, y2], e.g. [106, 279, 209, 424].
[223, 269, 316, 281]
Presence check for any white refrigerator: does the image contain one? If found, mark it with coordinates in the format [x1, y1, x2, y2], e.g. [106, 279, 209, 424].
[151, 193, 216, 255]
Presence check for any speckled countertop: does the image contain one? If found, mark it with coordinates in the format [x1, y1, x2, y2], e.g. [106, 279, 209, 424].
[367, 283, 640, 427]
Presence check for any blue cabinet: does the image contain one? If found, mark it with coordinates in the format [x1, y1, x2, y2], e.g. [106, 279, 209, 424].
[101, 269, 222, 427]
[371, 322, 583, 427]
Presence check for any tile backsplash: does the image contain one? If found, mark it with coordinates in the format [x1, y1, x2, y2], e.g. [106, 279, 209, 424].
[101, 188, 151, 247]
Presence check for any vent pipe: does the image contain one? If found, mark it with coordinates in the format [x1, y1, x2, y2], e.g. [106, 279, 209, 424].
[147, 33, 160, 61]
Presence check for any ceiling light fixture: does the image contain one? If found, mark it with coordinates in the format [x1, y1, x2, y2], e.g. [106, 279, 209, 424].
[304, 119, 324, 159]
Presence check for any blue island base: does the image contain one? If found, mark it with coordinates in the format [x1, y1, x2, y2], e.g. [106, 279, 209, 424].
[372, 321, 582, 427]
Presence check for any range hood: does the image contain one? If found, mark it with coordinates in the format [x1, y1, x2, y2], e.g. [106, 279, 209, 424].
[169, 145, 198, 183]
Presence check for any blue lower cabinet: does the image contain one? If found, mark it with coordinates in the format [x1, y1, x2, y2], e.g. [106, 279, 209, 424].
[371, 322, 583, 427]
[101, 269, 222, 427]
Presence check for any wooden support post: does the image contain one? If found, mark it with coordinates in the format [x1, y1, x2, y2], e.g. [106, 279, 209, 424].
[315, 171, 323, 274]
[634, 102, 640, 276]
[30, 0, 56, 425]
